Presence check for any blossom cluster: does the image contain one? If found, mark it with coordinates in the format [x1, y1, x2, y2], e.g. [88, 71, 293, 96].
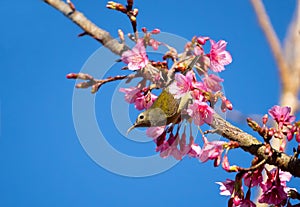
[119, 33, 233, 161]
[248, 105, 300, 153]
[118, 30, 299, 206]
[217, 168, 295, 207]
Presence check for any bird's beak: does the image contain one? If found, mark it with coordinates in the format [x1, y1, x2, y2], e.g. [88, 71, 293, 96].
[126, 124, 136, 135]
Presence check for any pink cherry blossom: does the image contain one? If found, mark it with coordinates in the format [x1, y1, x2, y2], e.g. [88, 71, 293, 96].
[191, 83, 208, 101]
[121, 39, 149, 70]
[258, 169, 290, 205]
[268, 105, 295, 126]
[259, 184, 287, 205]
[198, 136, 225, 164]
[146, 126, 165, 139]
[134, 92, 157, 110]
[203, 74, 224, 92]
[119, 87, 157, 110]
[208, 39, 232, 72]
[158, 133, 182, 160]
[187, 99, 214, 126]
[188, 143, 201, 158]
[279, 170, 293, 193]
[216, 179, 235, 196]
[169, 70, 196, 99]
[149, 39, 160, 50]
[243, 168, 263, 187]
[119, 87, 141, 103]
[179, 131, 190, 155]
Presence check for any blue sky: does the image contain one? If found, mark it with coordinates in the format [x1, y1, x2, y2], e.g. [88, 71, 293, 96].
[0, 0, 298, 206]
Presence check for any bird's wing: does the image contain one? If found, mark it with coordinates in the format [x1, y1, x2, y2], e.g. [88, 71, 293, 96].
[151, 90, 179, 117]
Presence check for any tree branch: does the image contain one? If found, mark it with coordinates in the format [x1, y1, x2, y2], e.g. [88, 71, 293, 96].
[250, 0, 291, 92]
[210, 113, 300, 178]
[43, 0, 129, 55]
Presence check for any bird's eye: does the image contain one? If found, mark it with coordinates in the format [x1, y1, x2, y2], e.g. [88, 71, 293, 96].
[139, 115, 144, 120]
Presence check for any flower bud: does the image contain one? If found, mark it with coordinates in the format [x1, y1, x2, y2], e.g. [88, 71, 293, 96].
[247, 118, 260, 131]
[233, 195, 241, 206]
[76, 82, 90, 89]
[141, 27, 147, 33]
[132, 8, 138, 16]
[262, 114, 268, 125]
[118, 29, 125, 42]
[197, 36, 209, 45]
[106, 1, 117, 9]
[66, 73, 78, 79]
[151, 28, 160, 34]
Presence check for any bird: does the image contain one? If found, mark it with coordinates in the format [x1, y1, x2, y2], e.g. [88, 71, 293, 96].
[127, 56, 200, 134]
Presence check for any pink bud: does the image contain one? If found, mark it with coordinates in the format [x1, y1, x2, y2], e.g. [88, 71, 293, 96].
[197, 36, 209, 45]
[214, 156, 221, 167]
[233, 195, 241, 206]
[224, 99, 233, 110]
[151, 28, 160, 34]
[222, 154, 230, 171]
[66, 73, 78, 79]
[287, 131, 294, 141]
[262, 114, 268, 125]
[221, 98, 233, 112]
[141, 27, 147, 33]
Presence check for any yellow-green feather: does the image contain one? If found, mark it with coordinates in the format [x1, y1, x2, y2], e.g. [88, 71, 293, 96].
[150, 90, 179, 118]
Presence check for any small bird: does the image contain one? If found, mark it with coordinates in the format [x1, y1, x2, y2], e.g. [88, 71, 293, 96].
[127, 56, 200, 134]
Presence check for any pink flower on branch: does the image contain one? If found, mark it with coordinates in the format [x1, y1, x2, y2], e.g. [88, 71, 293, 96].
[146, 126, 165, 139]
[216, 179, 235, 196]
[187, 99, 214, 126]
[243, 168, 263, 187]
[258, 169, 291, 206]
[158, 132, 182, 160]
[169, 70, 196, 99]
[208, 40, 232, 72]
[268, 105, 295, 126]
[259, 184, 287, 206]
[198, 136, 226, 165]
[121, 39, 149, 70]
[119, 87, 157, 110]
[203, 74, 224, 92]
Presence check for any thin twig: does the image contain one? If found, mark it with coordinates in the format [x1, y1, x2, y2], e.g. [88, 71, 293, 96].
[238, 159, 266, 172]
